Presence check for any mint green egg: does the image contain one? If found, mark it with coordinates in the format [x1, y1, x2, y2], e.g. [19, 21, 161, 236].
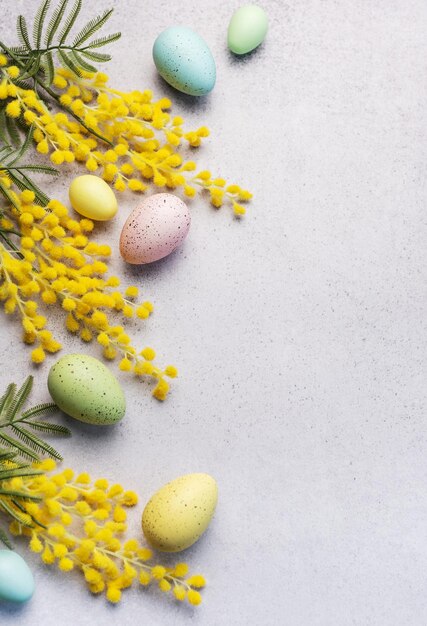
[48, 354, 126, 426]
[0, 550, 34, 603]
[228, 5, 268, 55]
[153, 26, 216, 96]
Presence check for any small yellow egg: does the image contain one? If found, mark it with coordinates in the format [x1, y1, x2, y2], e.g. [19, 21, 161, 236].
[69, 174, 118, 221]
[141, 473, 218, 552]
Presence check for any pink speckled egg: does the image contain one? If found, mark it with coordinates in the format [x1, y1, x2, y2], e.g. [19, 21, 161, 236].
[119, 193, 191, 264]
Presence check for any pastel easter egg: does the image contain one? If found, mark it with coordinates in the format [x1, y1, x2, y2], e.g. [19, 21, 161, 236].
[119, 193, 191, 264]
[47, 354, 126, 425]
[228, 5, 268, 55]
[153, 26, 216, 96]
[0, 550, 34, 603]
[142, 473, 218, 552]
[69, 175, 118, 221]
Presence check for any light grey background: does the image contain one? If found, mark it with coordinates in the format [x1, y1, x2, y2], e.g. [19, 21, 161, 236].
[0, 0, 426, 624]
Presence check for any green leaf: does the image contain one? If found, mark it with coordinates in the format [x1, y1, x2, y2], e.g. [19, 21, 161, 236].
[6, 126, 35, 166]
[8, 45, 28, 56]
[0, 181, 20, 211]
[0, 527, 12, 549]
[5, 116, 21, 147]
[0, 379, 70, 463]
[59, 0, 82, 45]
[0, 468, 42, 481]
[0, 489, 41, 501]
[45, 0, 68, 46]
[0, 449, 18, 463]
[0, 384, 16, 420]
[70, 50, 96, 73]
[0, 145, 14, 161]
[8, 164, 59, 175]
[17, 15, 32, 51]
[20, 403, 57, 420]
[41, 50, 55, 84]
[85, 32, 121, 50]
[0, 109, 7, 144]
[20, 54, 42, 80]
[11, 425, 63, 460]
[9, 170, 50, 206]
[73, 9, 113, 47]
[0, 499, 33, 526]
[33, 0, 51, 48]
[0, 432, 39, 461]
[25, 420, 71, 436]
[80, 49, 111, 63]
[11, 499, 45, 528]
[6, 376, 33, 423]
[58, 48, 82, 77]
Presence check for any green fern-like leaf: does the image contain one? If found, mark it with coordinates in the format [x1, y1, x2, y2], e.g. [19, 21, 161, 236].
[6, 376, 33, 423]
[0, 499, 33, 527]
[4, 0, 120, 87]
[0, 377, 71, 463]
[11, 426, 63, 460]
[25, 420, 71, 436]
[0, 526, 12, 549]
[5, 115, 20, 147]
[72, 8, 113, 46]
[45, 0, 68, 46]
[0, 432, 39, 461]
[41, 50, 55, 84]
[70, 50, 96, 73]
[85, 32, 121, 50]
[59, 0, 82, 44]
[33, 0, 51, 48]
[0, 384, 16, 420]
[17, 16, 32, 51]
[80, 49, 111, 63]
[0, 467, 42, 481]
[20, 402, 58, 420]
[5, 125, 34, 166]
[58, 48, 82, 76]
[0, 489, 41, 502]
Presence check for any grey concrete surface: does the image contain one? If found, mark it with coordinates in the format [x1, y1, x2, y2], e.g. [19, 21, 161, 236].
[0, 0, 426, 624]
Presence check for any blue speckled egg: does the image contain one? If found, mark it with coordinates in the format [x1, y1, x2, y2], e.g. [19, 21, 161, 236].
[153, 26, 216, 96]
[47, 354, 126, 426]
[0, 550, 34, 603]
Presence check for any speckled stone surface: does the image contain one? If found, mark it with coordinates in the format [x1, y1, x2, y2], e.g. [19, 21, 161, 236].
[153, 26, 216, 95]
[0, 0, 426, 624]
[120, 193, 191, 264]
[47, 354, 126, 424]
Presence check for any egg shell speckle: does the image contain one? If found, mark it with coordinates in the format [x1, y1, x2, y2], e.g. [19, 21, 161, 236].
[47, 354, 126, 425]
[141, 473, 218, 552]
[153, 26, 216, 96]
[119, 193, 191, 264]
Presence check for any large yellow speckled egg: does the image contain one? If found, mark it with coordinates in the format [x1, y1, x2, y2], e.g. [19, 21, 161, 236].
[69, 174, 118, 221]
[141, 473, 218, 552]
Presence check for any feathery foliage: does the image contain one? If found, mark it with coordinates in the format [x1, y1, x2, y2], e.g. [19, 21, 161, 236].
[0, 126, 59, 214]
[0, 376, 70, 462]
[0, 448, 44, 546]
[8, 0, 120, 85]
[0, 377, 70, 546]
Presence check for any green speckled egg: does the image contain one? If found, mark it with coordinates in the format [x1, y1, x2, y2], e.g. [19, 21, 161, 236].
[47, 354, 125, 425]
[141, 473, 218, 552]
